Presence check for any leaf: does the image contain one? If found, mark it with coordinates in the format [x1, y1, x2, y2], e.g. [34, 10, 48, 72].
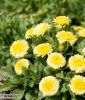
[60, 83, 68, 93]
[28, 80, 34, 87]
[12, 89, 25, 100]
[37, 91, 44, 100]
[0, 80, 13, 92]
[62, 93, 67, 100]
[22, 66, 29, 77]
[44, 67, 55, 75]
[25, 93, 35, 100]
[0, 67, 16, 79]
[66, 72, 75, 78]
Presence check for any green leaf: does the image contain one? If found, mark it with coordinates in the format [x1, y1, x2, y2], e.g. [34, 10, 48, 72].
[12, 89, 25, 100]
[28, 80, 34, 87]
[22, 66, 29, 77]
[0, 67, 16, 79]
[44, 67, 55, 75]
[0, 80, 13, 92]
[62, 93, 67, 100]
[25, 93, 35, 100]
[60, 83, 68, 93]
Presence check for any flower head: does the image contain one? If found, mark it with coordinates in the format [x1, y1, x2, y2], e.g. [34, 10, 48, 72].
[47, 52, 66, 69]
[69, 75, 85, 95]
[58, 44, 64, 50]
[10, 40, 29, 58]
[33, 23, 51, 36]
[78, 29, 85, 37]
[73, 26, 84, 32]
[53, 16, 70, 25]
[15, 59, 29, 75]
[56, 31, 77, 45]
[55, 25, 62, 30]
[39, 76, 59, 96]
[33, 43, 53, 57]
[25, 28, 34, 39]
[68, 54, 85, 73]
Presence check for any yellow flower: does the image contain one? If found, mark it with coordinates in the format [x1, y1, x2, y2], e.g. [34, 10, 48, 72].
[33, 23, 51, 36]
[15, 59, 29, 75]
[58, 44, 64, 50]
[73, 26, 84, 32]
[39, 76, 59, 96]
[78, 29, 85, 37]
[53, 16, 70, 25]
[33, 43, 53, 57]
[69, 75, 85, 95]
[25, 28, 34, 39]
[68, 54, 85, 73]
[10, 40, 29, 58]
[55, 25, 62, 30]
[47, 52, 66, 69]
[56, 31, 77, 45]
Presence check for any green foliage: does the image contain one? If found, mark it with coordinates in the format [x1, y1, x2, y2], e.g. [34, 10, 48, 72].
[0, 0, 85, 100]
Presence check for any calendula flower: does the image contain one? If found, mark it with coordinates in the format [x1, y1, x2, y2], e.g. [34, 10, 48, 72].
[69, 75, 85, 95]
[25, 28, 34, 39]
[39, 76, 59, 96]
[56, 31, 77, 45]
[47, 53, 66, 69]
[53, 16, 70, 25]
[78, 29, 85, 37]
[55, 25, 62, 30]
[73, 26, 84, 32]
[33, 43, 53, 57]
[68, 54, 85, 73]
[15, 59, 29, 75]
[10, 40, 29, 58]
[58, 44, 64, 50]
[33, 23, 51, 36]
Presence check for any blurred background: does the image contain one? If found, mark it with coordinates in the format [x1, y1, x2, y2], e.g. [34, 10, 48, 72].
[0, 0, 85, 66]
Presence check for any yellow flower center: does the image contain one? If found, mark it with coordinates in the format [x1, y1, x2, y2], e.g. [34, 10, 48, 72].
[42, 80, 54, 91]
[71, 57, 85, 68]
[58, 44, 64, 50]
[54, 16, 70, 25]
[34, 43, 52, 57]
[72, 78, 85, 92]
[12, 43, 25, 54]
[49, 54, 63, 65]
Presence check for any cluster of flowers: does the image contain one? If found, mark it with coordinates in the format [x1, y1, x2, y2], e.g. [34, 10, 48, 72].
[10, 16, 85, 97]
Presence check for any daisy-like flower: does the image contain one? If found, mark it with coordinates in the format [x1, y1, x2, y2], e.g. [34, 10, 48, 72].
[55, 25, 62, 30]
[68, 54, 85, 73]
[10, 40, 29, 58]
[56, 31, 77, 45]
[47, 52, 66, 69]
[15, 59, 29, 75]
[78, 29, 85, 37]
[73, 26, 84, 32]
[25, 28, 34, 39]
[33, 43, 53, 57]
[53, 16, 71, 25]
[58, 44, 64, 50]
[39, 76, 59, 96]
[33, 23, 51, 36]
[69, 75, 85, 95]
